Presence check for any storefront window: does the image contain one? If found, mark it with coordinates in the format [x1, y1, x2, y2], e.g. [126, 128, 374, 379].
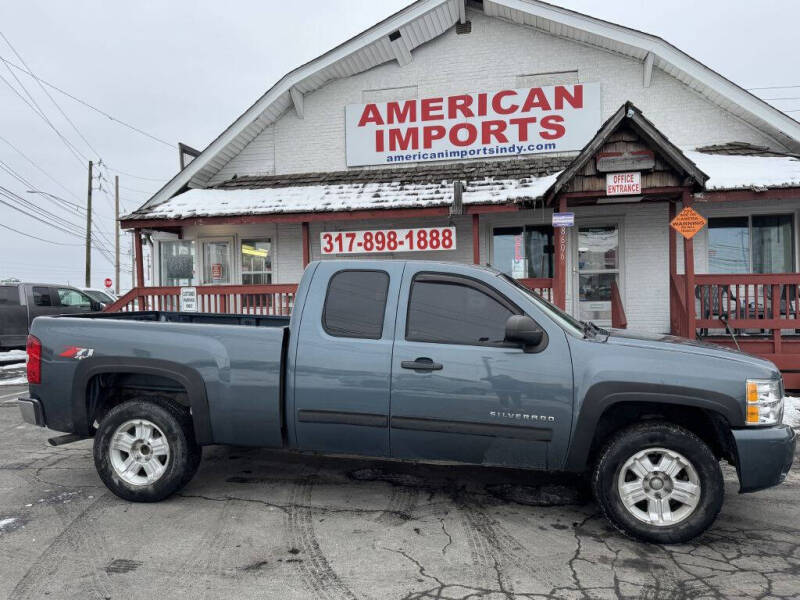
[160, 241, 195, 286]
[708, 215, 793, 273]
[492, 226, 553, 279]
[241, 239, 272, 284]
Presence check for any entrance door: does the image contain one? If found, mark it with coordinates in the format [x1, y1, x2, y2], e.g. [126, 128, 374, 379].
[201, 239, 232, 285]
[574, 224, 621, 327]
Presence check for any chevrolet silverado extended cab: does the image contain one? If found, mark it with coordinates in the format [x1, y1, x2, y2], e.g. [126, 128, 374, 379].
[19, 260, 795, 543]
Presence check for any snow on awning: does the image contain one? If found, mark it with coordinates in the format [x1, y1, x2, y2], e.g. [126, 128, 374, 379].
[125, 172, 561, 220]
[685, 151, 800, 191]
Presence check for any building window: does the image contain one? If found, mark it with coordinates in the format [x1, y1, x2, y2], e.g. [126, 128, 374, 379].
[708, 214, 794, 273]
[201, 240, 232, 284]
[241, 239, 272, 285]
[160, 240, 196, 286]
[492, 226, 553, 279]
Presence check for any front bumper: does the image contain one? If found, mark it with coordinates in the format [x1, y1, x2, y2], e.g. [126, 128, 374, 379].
[732, 424, 796, 493]
[18, 397, 45, 427]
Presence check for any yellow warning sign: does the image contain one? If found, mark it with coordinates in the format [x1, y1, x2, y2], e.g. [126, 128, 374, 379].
[670, 206, 707, 240]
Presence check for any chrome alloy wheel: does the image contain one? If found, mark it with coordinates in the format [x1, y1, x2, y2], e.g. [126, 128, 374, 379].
[109, 419, 170, 486]
[617, 447, 701, 527]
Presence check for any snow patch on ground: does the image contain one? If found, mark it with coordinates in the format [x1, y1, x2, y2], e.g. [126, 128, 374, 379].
[785, 395, 800, 428]
[0, 350, 25, 364]
[0, 517, 19, 530]
[0, 376, 27, 386]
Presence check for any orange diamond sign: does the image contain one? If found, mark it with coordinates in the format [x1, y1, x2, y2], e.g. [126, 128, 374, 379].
[670, 206, 707, 239]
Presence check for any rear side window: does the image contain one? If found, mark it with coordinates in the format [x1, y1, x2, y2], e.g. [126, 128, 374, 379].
[32, 287, 52, 307]
[406, 275, 517, 346]
[323, 270, 389, 339]
[0, 286, 19, 306]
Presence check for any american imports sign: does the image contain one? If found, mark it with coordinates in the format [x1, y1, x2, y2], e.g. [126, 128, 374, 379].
[345, 83, 601, 167]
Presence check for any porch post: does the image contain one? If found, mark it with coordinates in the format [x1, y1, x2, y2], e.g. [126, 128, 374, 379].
[553, 196, 568, 310]
[133, 228, 147, 311]
[301, 221, 310, 268]
[668, 201, 678, 335]
[682, 191, 696, 339]
[134, 228, 145, 288]
[472, 214, 480, 264]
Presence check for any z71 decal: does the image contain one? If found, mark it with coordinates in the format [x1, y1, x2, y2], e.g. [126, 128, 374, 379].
[59, 346, 94, 360]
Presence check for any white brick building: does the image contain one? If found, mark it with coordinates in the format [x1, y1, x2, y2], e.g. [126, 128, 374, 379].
[119, 0, 800, 383]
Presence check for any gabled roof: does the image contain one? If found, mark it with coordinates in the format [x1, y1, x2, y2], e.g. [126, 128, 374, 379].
[132, 0, 800, 217]
[544, 102, 708, 203]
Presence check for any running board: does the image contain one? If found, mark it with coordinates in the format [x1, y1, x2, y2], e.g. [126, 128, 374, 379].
[47, 433, 87, 446]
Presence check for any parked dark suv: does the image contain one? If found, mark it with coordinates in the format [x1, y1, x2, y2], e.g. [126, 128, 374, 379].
[0, 283, 103, 350]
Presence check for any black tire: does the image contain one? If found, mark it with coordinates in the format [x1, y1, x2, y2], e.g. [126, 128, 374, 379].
[591, 421, 724, 544]
[93, 398, 202, 502]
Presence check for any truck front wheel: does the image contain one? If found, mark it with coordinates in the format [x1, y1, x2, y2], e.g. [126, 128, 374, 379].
[93, 399, 202, 502]
[591, 422, 724, 544]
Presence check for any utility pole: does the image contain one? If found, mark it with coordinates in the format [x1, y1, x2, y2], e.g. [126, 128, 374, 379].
[85, 160, 93, 287]
[114, 175, 120, 295]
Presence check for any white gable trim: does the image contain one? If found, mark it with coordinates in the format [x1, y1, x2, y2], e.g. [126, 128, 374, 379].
[131, 0, 800, 217]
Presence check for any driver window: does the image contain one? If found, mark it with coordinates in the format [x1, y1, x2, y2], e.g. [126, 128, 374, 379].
[406, 275, 517, 346]
[56, 288, 91, 308]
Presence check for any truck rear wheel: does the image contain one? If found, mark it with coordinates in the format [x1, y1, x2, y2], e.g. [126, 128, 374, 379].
[93, 399, 201, 502]
[591, 422, 723, 544]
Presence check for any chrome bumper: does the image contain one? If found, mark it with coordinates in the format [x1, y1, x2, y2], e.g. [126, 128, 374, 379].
[18, 397, 45, 427]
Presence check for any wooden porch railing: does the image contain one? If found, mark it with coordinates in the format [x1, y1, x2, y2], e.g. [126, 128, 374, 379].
[671, 273, 800, 385]
[105, 284, 299, 315]
[519, 278, 553, 302]
[610, 279, 627, 329]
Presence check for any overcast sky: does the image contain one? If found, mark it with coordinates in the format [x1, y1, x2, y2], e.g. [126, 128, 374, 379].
[1, 0, 798, 289]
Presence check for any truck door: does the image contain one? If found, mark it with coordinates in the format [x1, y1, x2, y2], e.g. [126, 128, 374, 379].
[389, 266, 573, 470]
[290, 261, 403, 457]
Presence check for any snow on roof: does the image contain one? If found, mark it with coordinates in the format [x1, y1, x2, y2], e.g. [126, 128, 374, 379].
[685, 150, 800, 191]
[127, 172, 562, 220]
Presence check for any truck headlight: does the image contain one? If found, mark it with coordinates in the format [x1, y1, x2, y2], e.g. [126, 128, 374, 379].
[745, 379, 784, 425]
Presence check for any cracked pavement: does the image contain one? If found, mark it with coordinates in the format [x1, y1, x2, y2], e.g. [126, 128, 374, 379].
[1, 384, 799, 599]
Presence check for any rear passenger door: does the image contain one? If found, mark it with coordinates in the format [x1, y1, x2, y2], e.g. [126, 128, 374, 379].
[290, 261, 403, 457]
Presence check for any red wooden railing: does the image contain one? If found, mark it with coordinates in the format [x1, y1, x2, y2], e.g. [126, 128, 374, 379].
[105, 284, 298, 315]
[519, 278, 553, 302]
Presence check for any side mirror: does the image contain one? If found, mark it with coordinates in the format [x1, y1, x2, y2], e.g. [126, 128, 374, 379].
[505, 315, 545, 352]
[91, 301, 103, 312]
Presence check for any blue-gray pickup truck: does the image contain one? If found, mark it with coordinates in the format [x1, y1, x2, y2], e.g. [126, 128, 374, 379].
[18, 260, 795, 543]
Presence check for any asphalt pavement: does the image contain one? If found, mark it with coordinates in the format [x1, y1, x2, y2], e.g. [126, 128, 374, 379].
[1, 382, 799, 599]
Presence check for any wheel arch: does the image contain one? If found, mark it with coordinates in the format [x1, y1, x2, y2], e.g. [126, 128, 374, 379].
[564, 382, 740, 472]
[72, 357, 213, 444]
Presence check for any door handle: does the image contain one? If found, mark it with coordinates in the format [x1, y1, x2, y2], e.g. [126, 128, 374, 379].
[401, 357, 443, 371]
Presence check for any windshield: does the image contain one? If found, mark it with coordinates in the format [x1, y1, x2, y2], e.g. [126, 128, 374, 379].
[499, 274, 585, 337]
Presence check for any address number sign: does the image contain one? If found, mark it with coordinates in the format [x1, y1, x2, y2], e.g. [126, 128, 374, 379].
[321, 226, 456, 255]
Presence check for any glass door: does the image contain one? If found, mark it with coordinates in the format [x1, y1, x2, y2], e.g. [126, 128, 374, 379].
[201, 240, 232, 285]
[575, 224, 620, 326]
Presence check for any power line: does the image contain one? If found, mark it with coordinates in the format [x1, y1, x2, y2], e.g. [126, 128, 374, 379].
[0, 55, 176, 150]
[0, 32, 103, 161]
[761, 96, 800, 102]
[0, 133, 82, 202]
[0, 221, 84, 246]
[748, 84, 800, 91]
[0, 69, 88, 167]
